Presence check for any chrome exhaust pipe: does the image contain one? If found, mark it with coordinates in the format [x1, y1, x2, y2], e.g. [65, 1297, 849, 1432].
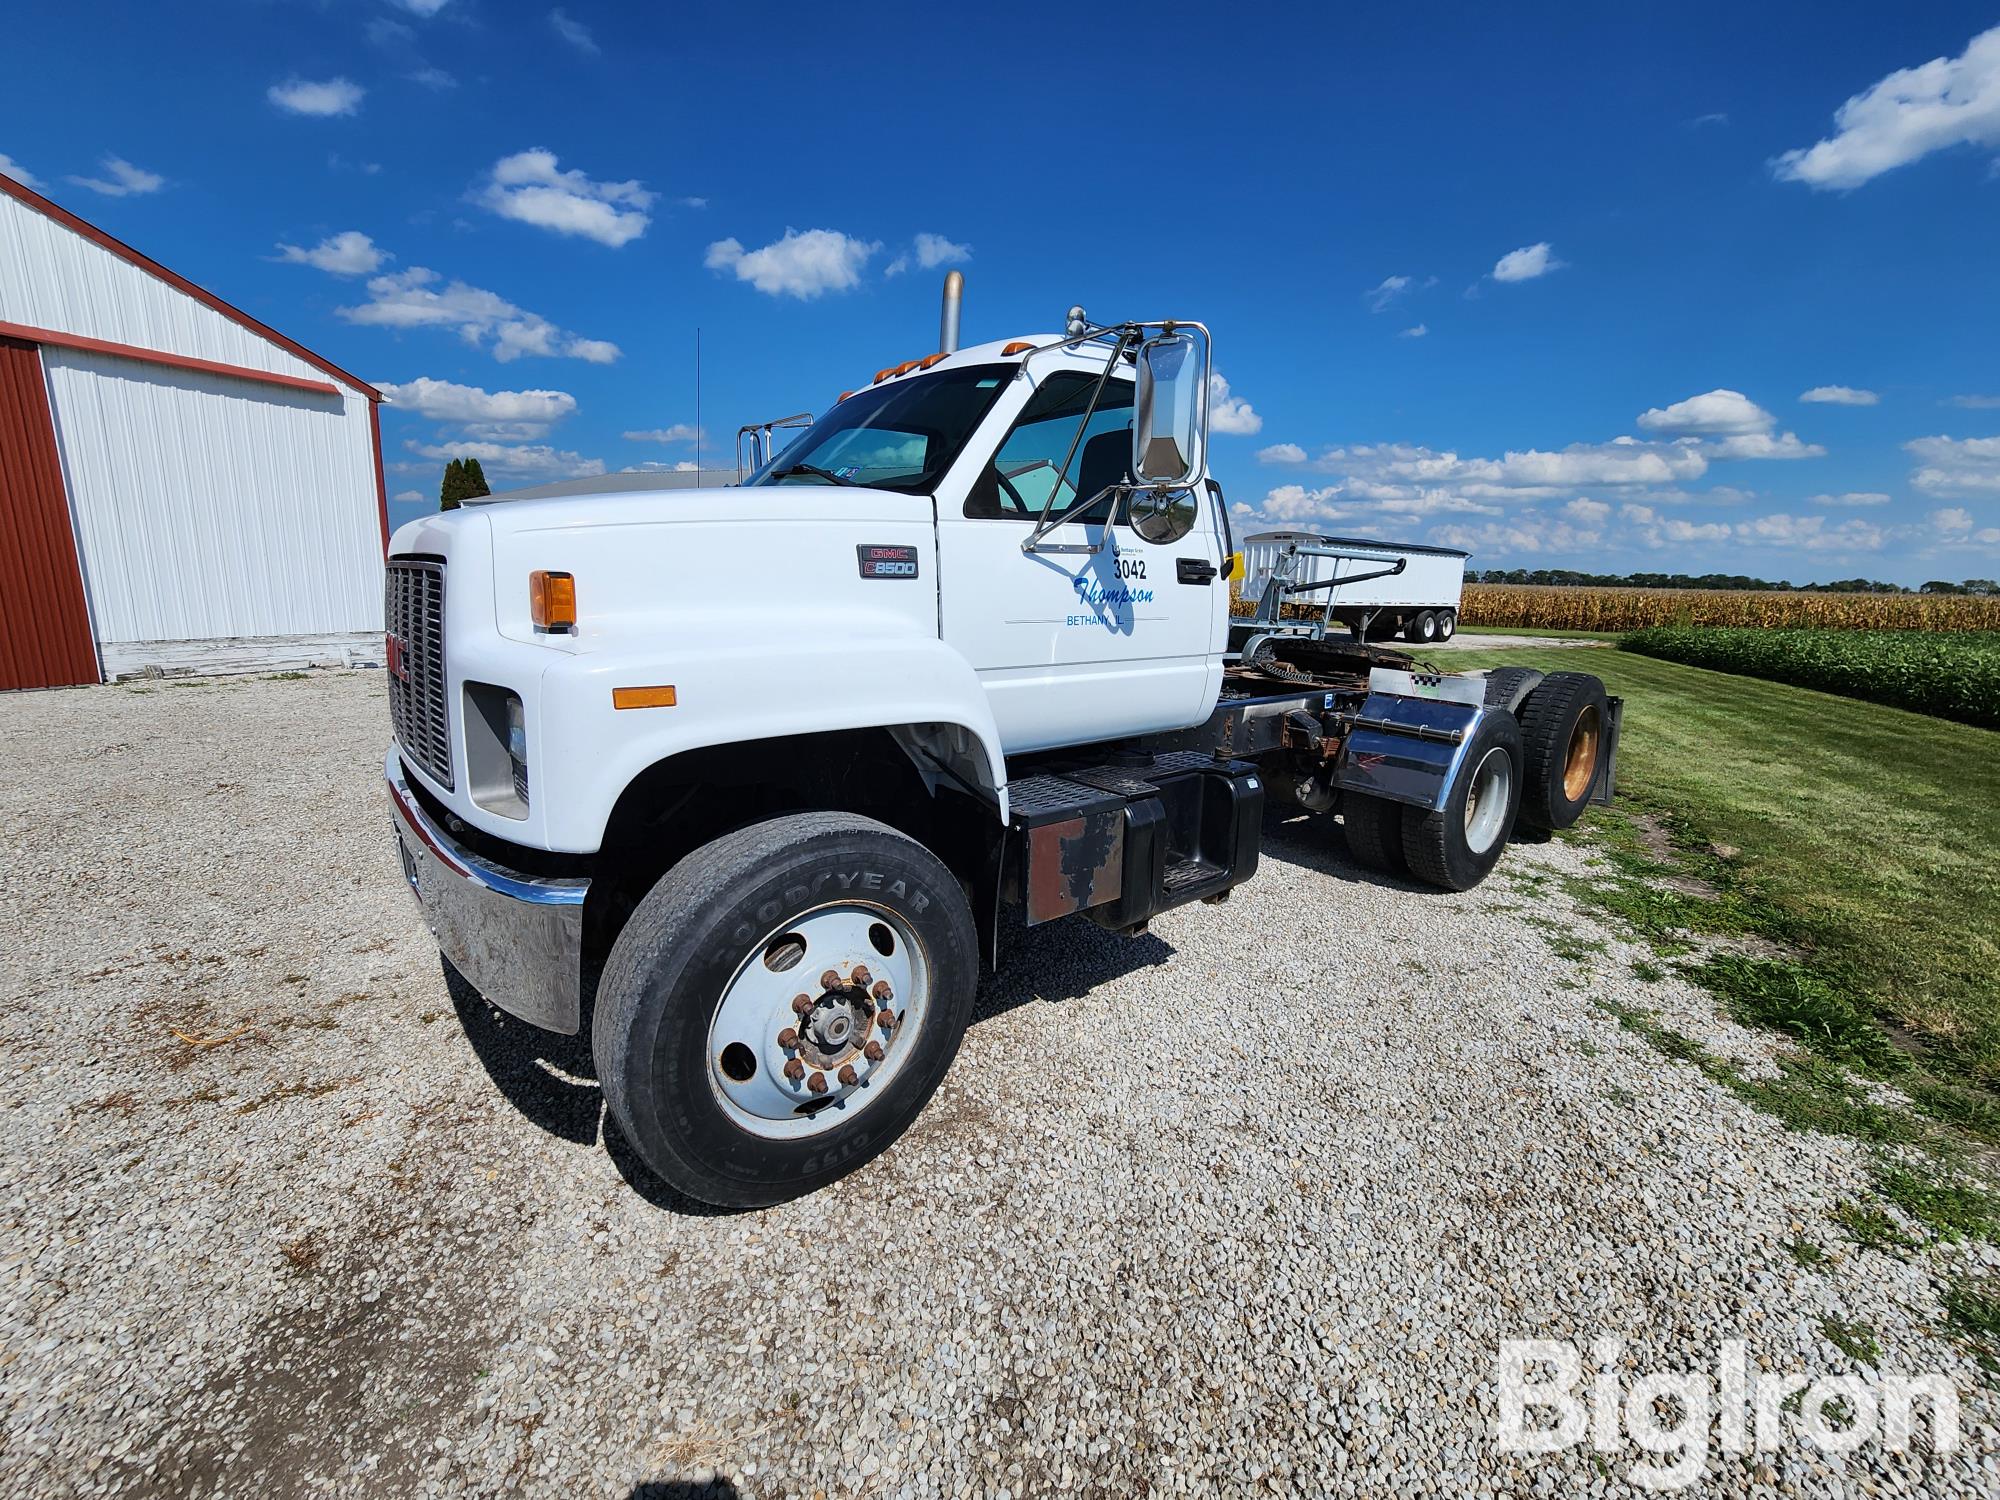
[939, 270, 963, 354]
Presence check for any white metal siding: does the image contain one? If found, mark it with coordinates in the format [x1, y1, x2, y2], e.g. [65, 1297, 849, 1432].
[43, 349, 382, 642]
[0, 192, 329, 385]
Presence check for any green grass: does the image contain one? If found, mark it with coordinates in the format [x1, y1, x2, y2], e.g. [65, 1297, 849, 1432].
[1448, 647, 2000, 1087]
[1453, 623, 1623, 642]
[1620, 626, 2000, 729]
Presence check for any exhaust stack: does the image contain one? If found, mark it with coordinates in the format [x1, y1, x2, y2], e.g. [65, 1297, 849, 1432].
[939, 270, 963, 354]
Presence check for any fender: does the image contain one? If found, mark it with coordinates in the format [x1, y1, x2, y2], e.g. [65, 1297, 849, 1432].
[533, 617, 1009, 852]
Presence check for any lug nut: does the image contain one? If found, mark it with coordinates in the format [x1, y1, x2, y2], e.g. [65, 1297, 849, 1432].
[783, 1058, 805, 1081]
[807, 1071, 828, 1095]
[777, 1027, 798, 1049]
[791, 994, 813, 1016]
[877, 1010, 895, 1033]
[871, 980, 892, 1001]
[863, 1041, 884, 1063]
[819, 970, 840, 991]
[851, 965, 872, 988]
[837, 1064, 859, 1087]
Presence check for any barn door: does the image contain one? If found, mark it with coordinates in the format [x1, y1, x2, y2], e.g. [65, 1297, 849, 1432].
[0, 337, 98, 689]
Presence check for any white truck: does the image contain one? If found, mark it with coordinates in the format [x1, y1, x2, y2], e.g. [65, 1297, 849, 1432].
[1238, 531, 1470, 644]
[384, 289, 1620, 1207]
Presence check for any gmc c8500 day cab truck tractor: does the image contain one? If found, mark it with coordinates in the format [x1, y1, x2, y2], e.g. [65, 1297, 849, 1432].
[385, 281, 1622, 1208]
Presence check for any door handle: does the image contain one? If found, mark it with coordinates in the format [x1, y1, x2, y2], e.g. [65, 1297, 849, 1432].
[1176, 557, 1218, 585]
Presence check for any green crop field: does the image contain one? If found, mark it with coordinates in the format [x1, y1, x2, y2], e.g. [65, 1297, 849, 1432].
[1619, 626, 2000, 729]
[1447, 646, 2000, 1092]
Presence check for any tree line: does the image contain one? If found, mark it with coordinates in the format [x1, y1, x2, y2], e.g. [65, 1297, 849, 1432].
[1469, 568, 1999, 596]
[438, 457, 491, 510]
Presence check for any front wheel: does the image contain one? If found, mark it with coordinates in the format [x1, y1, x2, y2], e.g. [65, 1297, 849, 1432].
[593, 812, 978, 1208]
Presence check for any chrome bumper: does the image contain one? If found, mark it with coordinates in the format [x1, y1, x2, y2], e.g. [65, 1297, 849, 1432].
[385, 747, 588, 1034]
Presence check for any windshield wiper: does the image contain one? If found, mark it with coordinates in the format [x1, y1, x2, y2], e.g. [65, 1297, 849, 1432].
[768, 462, 857, 487]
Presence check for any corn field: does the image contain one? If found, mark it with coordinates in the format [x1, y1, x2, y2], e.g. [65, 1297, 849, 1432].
[1460, 584, 2000, 633]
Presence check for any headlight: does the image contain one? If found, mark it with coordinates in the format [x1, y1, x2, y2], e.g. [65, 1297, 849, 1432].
[464, 683, 530, 819]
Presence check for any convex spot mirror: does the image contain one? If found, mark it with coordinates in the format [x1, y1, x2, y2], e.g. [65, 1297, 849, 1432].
[1133, 331, 1207, 486]
[1128, 488, 1198, 545]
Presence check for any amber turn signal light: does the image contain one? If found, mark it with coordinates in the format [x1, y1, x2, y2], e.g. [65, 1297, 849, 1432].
[530, 570, 576, 631]
[612, 686, 677, 710]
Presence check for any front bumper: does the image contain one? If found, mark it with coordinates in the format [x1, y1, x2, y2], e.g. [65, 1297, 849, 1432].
[385, 747, 588, 1034]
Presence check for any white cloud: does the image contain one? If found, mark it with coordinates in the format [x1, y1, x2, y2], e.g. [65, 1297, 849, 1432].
[1930, 507, 2000, 545]
[1258, 485, 1354, 524]
[1430, 516, 1605, 556]
[1706, 431, 1826, 460]
[549, 8, 598, 53]
[388, 0, 453, 15]
[66, 156, 164, 197]
[275, 230, 386, 276]
[1907, 434, 2000, 495]
[268, 77, 365, 118]
[1690, 112, 1730, 128]
[1732, 513, 1886, 552]
[1946, 394, 2000, 409]
[1773, 25, 2000, 189]
[1491, 242, 1564, 283]
[393, 489, 423, 503]
[1207, 372, 1262, 436]
[1799, 385, 1879, 405]
[624, 461, 704, 474]
[1399, 324, 1429, 339]
[378, 378, 578, 436]
[1256, 442, 1306, 465]
[409, 67, 455, 91]
[479, 149, 653, 248]
[623, 424, 703, 444]
[1365, 275, 1412, 312]
[884, 232, 971, 278]
[339, 267, 621, 363]
[0, 152, 41, 190]
[405, 439, 604, 482]
[1808, 491, 1892, 507]
[1563, 497, 1611, 523]
[1637, 388, 1774, 437]
[705, 228, 878, 298]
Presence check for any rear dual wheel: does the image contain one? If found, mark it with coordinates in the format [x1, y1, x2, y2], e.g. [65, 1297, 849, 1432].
[593, 812, 977, 1209]
[1340, 709, 1526, 892]
[1515, 671, 1610, 834]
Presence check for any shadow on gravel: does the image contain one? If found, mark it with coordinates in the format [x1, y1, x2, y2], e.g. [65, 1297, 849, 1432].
[629, 1482, 741, 1499]
[446, 957, 602, 1144]
[1257, 806, 1550, 889]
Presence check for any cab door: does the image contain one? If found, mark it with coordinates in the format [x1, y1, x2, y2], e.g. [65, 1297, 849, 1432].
[936, 370, 1224, 753]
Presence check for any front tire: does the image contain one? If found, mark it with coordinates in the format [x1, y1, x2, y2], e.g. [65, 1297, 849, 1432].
[593, 812, 978, 1209]
[1401, 710, 1524, 891]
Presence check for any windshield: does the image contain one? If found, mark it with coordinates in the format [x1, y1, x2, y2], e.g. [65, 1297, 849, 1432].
[746, 364, 1014, 493]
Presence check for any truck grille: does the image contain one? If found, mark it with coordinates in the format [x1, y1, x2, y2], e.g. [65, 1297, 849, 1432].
[385, 559, 452, 789]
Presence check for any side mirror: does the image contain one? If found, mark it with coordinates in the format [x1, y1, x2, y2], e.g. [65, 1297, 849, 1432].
[1128, 489, 1197, 545]
[1132, 331, 1207, 486]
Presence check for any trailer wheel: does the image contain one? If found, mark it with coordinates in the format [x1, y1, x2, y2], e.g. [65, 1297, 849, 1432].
[593, 811, 977, 1209]
[1516, 671, 1610, 833]
[1436, 609, 1456, 640]
[1401, 710, 1524, 891]
[1403, 611, 1438, 645]
[1341, 793, 1410, 878]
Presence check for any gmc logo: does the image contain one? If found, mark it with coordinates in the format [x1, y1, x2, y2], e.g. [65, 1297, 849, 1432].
[385, 633, 410, 682]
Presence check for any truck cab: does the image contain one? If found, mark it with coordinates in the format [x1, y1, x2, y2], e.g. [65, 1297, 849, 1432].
[384, 292, 1618, 1208]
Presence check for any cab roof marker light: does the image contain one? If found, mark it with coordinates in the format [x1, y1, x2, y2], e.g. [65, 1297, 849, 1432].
[1002, 341, 1034, 355]
[919, 353, 947, 370]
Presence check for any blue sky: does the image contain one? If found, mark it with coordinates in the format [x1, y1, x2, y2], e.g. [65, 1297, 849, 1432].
[6, 1, 2000, 584]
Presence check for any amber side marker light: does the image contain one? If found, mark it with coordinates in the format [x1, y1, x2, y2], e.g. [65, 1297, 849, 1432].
[1002, 341, 1034, 355]
[529, 570, 577, 631]
[612, 686, 678, 710]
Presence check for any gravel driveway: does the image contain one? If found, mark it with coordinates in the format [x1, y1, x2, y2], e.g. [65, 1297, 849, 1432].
[1, 671, 1992, 1497]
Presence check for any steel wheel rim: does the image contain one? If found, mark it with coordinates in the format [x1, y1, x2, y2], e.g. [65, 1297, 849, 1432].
[706, 902, 928, 1141]
[1462, 745, 1512, 855]
[1562, 705, 1601, 802]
